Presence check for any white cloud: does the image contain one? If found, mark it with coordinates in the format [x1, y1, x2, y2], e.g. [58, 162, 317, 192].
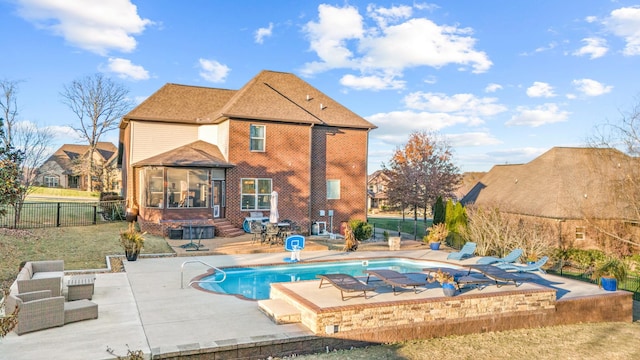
[366, 4, 413, 28]
[446, 132, 502, 147]
[506, 103, 570, 127]
[301, 4, 492, 89]
[603, 6, 640, 56]
[15, 0, 152, 55]
[485, 83, 503, 93]
[572, 78, 613, 96]
[198, 59, 230, 83]
[339, 73, 405, 90]
[573, 37, 609, 59]
[526, 82, 556, 98]
[255, 23, 273, 44]
[368, 110, 476, 133]
[103, 58, 150, 80]
[403, 92, 506, 117]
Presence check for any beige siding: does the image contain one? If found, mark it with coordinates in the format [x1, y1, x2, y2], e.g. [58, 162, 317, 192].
[130, 121, 199, 164]
[217, 120, 230, 160]
[198, 125, 219, 145]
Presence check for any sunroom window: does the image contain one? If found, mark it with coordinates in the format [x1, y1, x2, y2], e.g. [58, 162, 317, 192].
[166, 169, 209, 208]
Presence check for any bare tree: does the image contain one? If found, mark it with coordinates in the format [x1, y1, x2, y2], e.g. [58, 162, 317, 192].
[586, 97, 640, 250]
[60, 73, 132, 192]
[1, 79, 54, 221]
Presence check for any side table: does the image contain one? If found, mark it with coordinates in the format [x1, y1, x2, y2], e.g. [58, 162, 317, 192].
[67, 275, 96, 301]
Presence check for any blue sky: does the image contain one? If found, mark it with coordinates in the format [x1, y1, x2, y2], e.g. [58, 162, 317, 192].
[2, 1, 640, 173]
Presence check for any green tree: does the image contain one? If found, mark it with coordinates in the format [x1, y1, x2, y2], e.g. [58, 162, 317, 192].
[433, 196, 445, 225]
[0, 117, 25, 218]
[445, 200, 467, 248]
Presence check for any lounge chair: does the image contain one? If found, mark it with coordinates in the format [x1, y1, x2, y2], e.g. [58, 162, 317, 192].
[447, 242, 477, 260]
[364, 269, 427, 295]
[467, 264, 533, 287]
[476, 249, 523, 265]
[496, 256, 549, 273]
[317, 274, 376, 301]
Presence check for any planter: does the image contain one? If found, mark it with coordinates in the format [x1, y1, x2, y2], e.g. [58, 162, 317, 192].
[125, 250, 139, 262]
[600, 276, 617, 291]
[125, 207, 139, 223]
[429, 242, 441, 250]
[442, 283, 456, 297]
[388, 236, 401, 251]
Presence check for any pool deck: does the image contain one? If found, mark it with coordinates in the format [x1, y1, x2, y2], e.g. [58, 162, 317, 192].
[0, 237, 635, 360]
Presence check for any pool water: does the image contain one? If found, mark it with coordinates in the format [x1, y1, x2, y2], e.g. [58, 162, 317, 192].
[197, 258, 448, 300]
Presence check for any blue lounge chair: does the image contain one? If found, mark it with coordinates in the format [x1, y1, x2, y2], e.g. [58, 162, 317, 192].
[497, 256, 549, 273]
[476, 249, 523, 265]
[447, 242, 477, 260]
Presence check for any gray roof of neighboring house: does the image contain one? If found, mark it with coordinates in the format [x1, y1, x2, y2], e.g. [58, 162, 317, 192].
[122, 70, 377, 130]
[461, 147, 639, 220]
[132, 140, 233, 168]
[43, 142, 118, 173]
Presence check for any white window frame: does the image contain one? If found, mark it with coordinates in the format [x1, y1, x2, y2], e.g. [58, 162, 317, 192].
[44, 175, 59, 187]
[327, 179, 341, 200]
[250, 124, 265, 152]
[241, 178, 272, 210]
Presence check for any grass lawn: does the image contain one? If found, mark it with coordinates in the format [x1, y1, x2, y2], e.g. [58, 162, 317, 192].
[367, 216, 432, 239]
[0, 222, 173, 290]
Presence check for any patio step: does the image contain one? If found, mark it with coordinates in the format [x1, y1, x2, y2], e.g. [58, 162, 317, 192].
[257, 299, 301, 324]
[213, 219, 245, 238]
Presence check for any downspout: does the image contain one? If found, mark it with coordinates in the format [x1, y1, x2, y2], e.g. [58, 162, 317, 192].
[308, 123, 315, 234]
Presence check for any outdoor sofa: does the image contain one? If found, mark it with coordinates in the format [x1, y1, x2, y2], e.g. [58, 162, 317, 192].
[6, 290, 98, 335]
[16, 260, 64, 297]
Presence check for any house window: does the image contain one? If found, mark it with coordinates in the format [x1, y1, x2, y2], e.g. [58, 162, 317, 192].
[327, 180, 340, 200]
[44, 176, 59, 188]
[241, 178, 271, 210]
[142, 168, 164, 208]
[575, 226, 585, 240]
[250, 125, 265, 151]
[166, 168, 210, 208]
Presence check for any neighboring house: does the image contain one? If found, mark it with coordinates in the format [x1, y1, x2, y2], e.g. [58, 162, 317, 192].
[461, 147, 639, 249]
[367, 170, 390, 212]
[36, 142, 121, 192]
[453, 171, 486, 201]
[119, 70, 377, 236]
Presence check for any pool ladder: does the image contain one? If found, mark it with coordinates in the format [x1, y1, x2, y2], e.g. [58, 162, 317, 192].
[181, 259, 227, 289]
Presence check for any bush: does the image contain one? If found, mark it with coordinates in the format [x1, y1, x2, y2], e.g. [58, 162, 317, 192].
[348, 219, 373, 241]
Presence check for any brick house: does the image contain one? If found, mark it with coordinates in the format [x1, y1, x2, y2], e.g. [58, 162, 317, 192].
[367, 170, 390, 213]
[36, 142, 121, 192]
[119, 70, 377, 236]
[461, 147, 640, 251]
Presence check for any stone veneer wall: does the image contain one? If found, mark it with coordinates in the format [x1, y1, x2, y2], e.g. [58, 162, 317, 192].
[270, 285, 556, 335]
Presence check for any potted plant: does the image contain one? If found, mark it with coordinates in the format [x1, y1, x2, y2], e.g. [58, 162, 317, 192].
[424, 223, 448, 250]
[120, 222, 145, 261]
[591, 257, 628, 291]
[427, 268, 456, 296]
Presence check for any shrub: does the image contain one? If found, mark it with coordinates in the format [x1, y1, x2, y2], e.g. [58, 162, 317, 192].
[348, 219, 373, 241]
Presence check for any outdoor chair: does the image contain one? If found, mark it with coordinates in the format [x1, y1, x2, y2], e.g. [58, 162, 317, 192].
[317, 273, 376, 301]
[496, 256, 549, 273]
[365, 269, 427, 295]
[466, 264, 533, 287]
[264, 223, 280, 245]
[447, 242, 477, 260]
[250, 220, 264, 244]
[476, 249, 523, 265]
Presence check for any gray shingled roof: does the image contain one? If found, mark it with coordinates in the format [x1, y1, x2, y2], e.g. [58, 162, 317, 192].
[461, 147, 639, 220]
[122, 70, 377, 130]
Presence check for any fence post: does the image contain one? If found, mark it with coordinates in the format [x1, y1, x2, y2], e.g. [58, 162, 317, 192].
[93, 205, 97, 225]
[56, 202, 61, 227]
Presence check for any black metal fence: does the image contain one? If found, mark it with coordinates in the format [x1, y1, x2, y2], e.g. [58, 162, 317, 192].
[548, 269, 640, 301]
[0, 200, 126, 229]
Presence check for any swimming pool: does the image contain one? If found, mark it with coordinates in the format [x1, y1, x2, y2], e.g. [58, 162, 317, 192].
[196, 258, 451, 300]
